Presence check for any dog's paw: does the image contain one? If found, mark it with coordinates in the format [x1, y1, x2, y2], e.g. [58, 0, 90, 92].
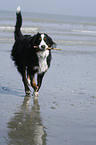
[26, 90, 31, 95]
[33, 91, 39, 99]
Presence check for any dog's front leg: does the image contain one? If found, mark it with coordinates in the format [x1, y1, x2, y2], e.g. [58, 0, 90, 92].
[30, 75, 38, 92]
[22, 71, 31, 95]
[37, 72, 45, 91]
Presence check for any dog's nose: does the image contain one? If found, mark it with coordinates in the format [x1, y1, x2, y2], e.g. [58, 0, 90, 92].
[41, 45, 45, 49]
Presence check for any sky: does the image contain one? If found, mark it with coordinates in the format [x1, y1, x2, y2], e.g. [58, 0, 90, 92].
[0, 0, 96, 17]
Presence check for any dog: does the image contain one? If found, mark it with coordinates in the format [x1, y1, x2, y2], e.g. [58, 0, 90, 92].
[11, 6, 56, 95]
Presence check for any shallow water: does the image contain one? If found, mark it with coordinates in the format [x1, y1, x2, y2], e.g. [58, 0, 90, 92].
[0, 11, 96, 145]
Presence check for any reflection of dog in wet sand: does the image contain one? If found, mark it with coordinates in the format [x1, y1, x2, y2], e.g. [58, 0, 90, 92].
[11, 6, 56, 95]
[8, 97, 46, 145]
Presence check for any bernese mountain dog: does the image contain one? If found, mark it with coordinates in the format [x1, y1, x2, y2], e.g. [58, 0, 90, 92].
[11, 6, 56, 95]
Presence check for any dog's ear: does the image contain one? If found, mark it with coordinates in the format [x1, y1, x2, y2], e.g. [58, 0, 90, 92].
[27, 33, 39, 48]
[31, 32, 40, 45]
[46, 34, 57, 48]
[51, 42, 57, 48]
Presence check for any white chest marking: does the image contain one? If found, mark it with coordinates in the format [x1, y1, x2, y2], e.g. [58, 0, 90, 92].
[37, 50, 49, 74]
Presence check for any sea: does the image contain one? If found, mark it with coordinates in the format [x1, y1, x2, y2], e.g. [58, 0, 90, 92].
[1, 10, 96, 50]
[0, 10, 96, 145]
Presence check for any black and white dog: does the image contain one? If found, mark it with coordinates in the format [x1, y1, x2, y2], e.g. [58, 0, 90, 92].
[11, 6, 56, 95]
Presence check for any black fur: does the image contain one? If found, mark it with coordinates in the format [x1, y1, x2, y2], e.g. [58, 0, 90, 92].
[11, 8, 56, 95]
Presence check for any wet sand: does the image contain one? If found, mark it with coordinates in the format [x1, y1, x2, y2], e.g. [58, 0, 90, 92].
[0, 44, 96, 145]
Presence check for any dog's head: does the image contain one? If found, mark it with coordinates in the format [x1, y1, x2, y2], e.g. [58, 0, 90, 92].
[31, 32, 56, 51]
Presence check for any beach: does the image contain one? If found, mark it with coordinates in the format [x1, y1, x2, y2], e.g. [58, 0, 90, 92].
[0, 11, 96, 145]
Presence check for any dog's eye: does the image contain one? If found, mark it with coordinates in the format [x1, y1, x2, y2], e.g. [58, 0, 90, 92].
[44, 37, 46, 40]
[39, 38, 41, 41]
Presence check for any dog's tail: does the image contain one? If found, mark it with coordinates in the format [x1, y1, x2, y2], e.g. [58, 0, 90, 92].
[14, 6, 22, 40]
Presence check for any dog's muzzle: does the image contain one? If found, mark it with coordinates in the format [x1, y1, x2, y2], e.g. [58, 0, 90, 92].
[34, 45, 47, 51]
[41, 45, 46, 51]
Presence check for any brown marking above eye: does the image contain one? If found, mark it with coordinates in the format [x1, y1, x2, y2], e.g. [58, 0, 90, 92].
[39, 38, 41, 41]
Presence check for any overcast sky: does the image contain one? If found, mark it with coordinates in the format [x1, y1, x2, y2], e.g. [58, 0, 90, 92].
[0, 0, 96, 17]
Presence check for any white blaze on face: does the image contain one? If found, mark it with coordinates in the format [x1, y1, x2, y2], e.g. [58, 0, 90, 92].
[39, 34, 48, 49]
